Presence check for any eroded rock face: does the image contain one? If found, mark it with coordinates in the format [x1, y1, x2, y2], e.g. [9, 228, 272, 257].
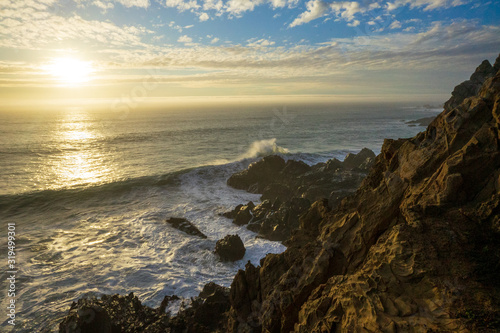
[444, 59, 497, 112]
[215, 234, 246, 261]
[226, 54, 500, 332]
[59, 55, 500, 333]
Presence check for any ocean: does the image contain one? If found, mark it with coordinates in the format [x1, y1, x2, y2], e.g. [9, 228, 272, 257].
[0, 101, 440, 331]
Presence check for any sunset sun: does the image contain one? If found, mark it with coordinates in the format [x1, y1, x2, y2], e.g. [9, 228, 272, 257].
[45, 57, 94, 85]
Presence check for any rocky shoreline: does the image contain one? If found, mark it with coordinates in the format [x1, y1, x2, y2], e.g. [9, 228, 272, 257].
[58, 54, 500, 332]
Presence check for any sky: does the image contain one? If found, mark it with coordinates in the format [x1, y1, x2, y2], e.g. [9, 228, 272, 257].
[0, 0, 499, 105]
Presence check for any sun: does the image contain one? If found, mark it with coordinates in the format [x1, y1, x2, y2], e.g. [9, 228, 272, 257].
[45, 57, 94, 86]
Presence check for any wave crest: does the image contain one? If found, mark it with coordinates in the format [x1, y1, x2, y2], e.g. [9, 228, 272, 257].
[240, 138, 289, 159]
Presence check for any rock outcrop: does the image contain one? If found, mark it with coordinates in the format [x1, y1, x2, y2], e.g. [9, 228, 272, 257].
[59, 54, 500, 333]
[225, 149, 375, 241]
[215, 234, 246, 261]
[59, 283, 231, 333]
[444, 57, 499, 112]
[225, 54, 500, 332]
[166, 217, 207, 239]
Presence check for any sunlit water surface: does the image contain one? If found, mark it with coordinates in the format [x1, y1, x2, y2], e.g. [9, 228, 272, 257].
[0, 102, 440, 331]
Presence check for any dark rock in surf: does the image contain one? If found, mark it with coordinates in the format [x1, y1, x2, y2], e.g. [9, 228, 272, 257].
[215, 235, 245, 261]
[58, 293, 168, 333]
[233, 205, 253, 226]
[166, 217, 207, 239]
[226, 148, 375, 242]
[227, 155, 286, 192]
[59, 284, 230, 333]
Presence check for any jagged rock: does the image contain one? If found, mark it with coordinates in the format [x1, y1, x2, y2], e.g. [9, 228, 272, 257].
[281, 159, 311, 176]
[226, 149, 375, 242]
[226, 54, 500, 332]
[342, 147, 376, 170]
[59, 55, 500, 333]
[58, 293, 169, 333]
[444, 58, 497, 112]
[178, 282, 230, 331]
[59, 283, 230, 333]
[222, 204, 243, 219]
[166, 217, 207, 239]
[234, 205, 252, 226]
[215, 235, 246, 261]
[324, 158, 343, 171]
[227, 155, 285, 192]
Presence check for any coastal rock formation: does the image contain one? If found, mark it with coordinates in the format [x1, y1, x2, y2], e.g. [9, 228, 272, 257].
[59, 284, 231, 333]
[406, 116, 436, 127]
[58, 293, 169, 333]
[166, 217, 207, 239]
[225, 54, 500, 332]
[444, 57, 500, 111]
[59, 54, 500, 333]
[215, 234, 246, 261]
[225, 149, 375, 241]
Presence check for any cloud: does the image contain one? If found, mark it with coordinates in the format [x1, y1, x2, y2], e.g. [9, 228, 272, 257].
[211, 37, 219, 43]
[389, 20, 402, 29]
[109, 0, 150, 8]
[165, 0, 200, 11]
[199, 12, 209, 21]
[225, 0, 265, 15]
[387, 0, 468, 11]
[92, 0, 115, 11]
[247, 38, 275, 47]
[177, 35, 193, 43]
[289, 0, 330, 27]
[0, 1, 153, 50]
[347, 19, 360, 27]
[289, 0, 368, 28]
[202, 0, 224, 12]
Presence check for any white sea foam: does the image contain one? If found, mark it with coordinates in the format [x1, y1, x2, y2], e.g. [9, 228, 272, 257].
[239, 138, 289, 159]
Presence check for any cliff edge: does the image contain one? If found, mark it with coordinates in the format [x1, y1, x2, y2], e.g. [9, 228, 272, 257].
[226, 55, 500, 332]
[58, 55, 500, 333]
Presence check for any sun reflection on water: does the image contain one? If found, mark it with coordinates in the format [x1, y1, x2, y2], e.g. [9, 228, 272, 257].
[36, 107, 115, 190]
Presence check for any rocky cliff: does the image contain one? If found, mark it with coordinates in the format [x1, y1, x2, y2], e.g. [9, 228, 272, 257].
[226, 54, 500, 332]
[59, 55, 500, 332]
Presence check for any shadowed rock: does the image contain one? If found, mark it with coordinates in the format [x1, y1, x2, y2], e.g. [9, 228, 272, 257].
[225, 148, 375, 242]
[166, 217, 207, 239]
[215, 235, 245, 261]
[225, 53, 500, 332]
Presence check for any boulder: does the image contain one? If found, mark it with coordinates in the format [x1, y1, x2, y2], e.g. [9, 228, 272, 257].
[215, 235, 246, 261]
[233, 205, 252, 226]
[166, 217, 207, 239]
